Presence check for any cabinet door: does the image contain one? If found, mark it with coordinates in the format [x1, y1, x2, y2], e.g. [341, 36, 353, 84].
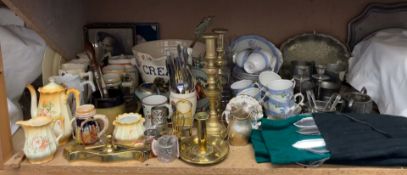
[0, 48, 12, 169]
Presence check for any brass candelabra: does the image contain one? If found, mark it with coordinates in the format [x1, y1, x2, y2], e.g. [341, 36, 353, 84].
[202, 33, 227, 138]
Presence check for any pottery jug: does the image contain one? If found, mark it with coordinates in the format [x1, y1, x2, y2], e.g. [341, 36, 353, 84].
[16, 116, 63, 164]
[26, 78, 80, 144]
[113, 113, 145, 147]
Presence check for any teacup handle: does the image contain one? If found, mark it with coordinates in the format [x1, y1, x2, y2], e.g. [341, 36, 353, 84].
[294, 93, 305, 105]
[93, 114, 109, 138]
[291, 79, 296, 88]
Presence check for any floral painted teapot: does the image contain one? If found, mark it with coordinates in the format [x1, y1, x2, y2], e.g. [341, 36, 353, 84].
[26, 78, 80, 144]
[16, 116, 62, 164]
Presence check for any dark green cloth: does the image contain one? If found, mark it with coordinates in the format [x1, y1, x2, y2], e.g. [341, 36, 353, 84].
[251, 114, 331, 164]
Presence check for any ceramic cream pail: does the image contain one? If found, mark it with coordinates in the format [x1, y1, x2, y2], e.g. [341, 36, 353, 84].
[113, 113, 145, 147]
[17, 116, 62, 164]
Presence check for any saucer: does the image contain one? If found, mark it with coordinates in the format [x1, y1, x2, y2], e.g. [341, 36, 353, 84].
[223, 95, 263, 129]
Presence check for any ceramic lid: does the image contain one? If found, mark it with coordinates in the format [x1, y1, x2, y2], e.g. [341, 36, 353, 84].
[38, 77, 65, 93]
[115, 113, 144, 125]
[75, 104, 96, 118]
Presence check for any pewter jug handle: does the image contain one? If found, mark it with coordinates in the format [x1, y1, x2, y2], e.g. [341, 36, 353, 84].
[361, 87, 367, 95]
[151, 139, 158, 156]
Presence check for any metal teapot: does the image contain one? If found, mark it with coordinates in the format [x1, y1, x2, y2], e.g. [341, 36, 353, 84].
[26, 78, 80, 144]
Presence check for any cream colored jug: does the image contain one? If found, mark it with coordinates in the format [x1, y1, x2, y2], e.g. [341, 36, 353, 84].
[26, 78, 80, 144]
[17, 116, 63, 164]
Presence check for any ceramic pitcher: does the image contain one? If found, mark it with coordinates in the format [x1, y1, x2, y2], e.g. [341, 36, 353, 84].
[17, 116, 62, 164]
[26, 78, 81, 144]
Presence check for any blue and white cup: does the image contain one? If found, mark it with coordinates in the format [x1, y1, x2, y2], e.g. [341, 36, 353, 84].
[265, 79, 297, 103]
[230, 80, 260, 95]
[264, 94, 304, 119]
[237, 87, 265, 102]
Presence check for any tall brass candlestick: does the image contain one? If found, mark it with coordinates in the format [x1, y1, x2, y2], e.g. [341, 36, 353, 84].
[202, 34, 226, 138]
[213, 28, 228, 79]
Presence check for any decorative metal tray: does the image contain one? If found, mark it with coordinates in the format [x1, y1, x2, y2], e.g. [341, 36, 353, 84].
[280, 32, 350, 66]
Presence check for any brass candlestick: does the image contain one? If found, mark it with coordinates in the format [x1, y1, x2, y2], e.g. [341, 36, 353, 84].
[213, 28, 228, 81]
[179, 112, 229, 165]
[202, 34, 227, 138]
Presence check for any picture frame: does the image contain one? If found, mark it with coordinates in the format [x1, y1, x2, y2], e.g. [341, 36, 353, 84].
[84, 23, 160, 55]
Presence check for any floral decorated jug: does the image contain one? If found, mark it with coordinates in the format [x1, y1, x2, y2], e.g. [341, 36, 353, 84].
[26, 78, 80, 144]
[16, 116, 62, 164]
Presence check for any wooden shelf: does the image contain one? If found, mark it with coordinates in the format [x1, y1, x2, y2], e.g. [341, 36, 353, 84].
[2, 144, 407, 175]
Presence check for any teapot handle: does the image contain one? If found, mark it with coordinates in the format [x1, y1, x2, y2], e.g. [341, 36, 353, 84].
[66, 88, 81, 108]
[93, 114, 109, 138]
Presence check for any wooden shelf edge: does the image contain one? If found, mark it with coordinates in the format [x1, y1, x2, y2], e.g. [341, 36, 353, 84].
[1, 145, 407, 175]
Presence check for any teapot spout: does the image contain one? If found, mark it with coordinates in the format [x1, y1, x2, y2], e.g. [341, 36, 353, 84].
[26, 84, 38, 117]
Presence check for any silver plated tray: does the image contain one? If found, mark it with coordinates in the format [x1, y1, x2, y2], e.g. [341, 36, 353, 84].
[347, 2, 407, 50]
[280, 32, 350, 67]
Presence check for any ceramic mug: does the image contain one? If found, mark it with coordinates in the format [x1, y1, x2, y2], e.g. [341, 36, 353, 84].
[70, 105, 109, 145]
[142, 95, 173, 129]
[152, 135, 179, 163]
[169, 91, 197, 126]
[230, 80, 260, 95]
[53, 73, 96, 104]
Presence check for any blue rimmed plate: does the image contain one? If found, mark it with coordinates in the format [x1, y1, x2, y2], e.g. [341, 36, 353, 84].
[230, 35, 283, 73]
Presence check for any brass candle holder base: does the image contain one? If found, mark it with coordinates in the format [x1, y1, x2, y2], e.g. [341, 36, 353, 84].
[179, 112, 229, 165]
[179, 136, 229, 165]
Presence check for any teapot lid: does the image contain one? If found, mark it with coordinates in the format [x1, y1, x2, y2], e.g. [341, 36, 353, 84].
[38, 77, 65, 93]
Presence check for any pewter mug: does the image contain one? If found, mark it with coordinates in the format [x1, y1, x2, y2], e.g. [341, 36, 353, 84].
[342, 87, 373, 113]
[227, 114, 252, 146]
[151, 106, 169, 134]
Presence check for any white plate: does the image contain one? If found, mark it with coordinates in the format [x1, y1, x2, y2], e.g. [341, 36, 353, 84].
[230, 35, 283, 73]
[223, 95, 263, 129]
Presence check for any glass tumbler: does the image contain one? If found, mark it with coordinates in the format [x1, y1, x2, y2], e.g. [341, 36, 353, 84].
[151, 135, 179, 162]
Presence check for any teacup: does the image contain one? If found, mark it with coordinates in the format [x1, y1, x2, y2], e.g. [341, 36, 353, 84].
[53, 73, 96, 104]
[265, 94, 304, 114]
[266, 79, 297, 103]
[142, 95, 173, 129]
[237, 87, 264, 102]
[265, 102, 302, 120]
[230, 80, 259, 95]
[234, 49, 251, 67]
[259, 70, 281, 88]
[243, 50, 272, 74]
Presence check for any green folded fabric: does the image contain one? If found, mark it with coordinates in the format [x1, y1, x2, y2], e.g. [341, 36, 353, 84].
[251, 114, 331, 165]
